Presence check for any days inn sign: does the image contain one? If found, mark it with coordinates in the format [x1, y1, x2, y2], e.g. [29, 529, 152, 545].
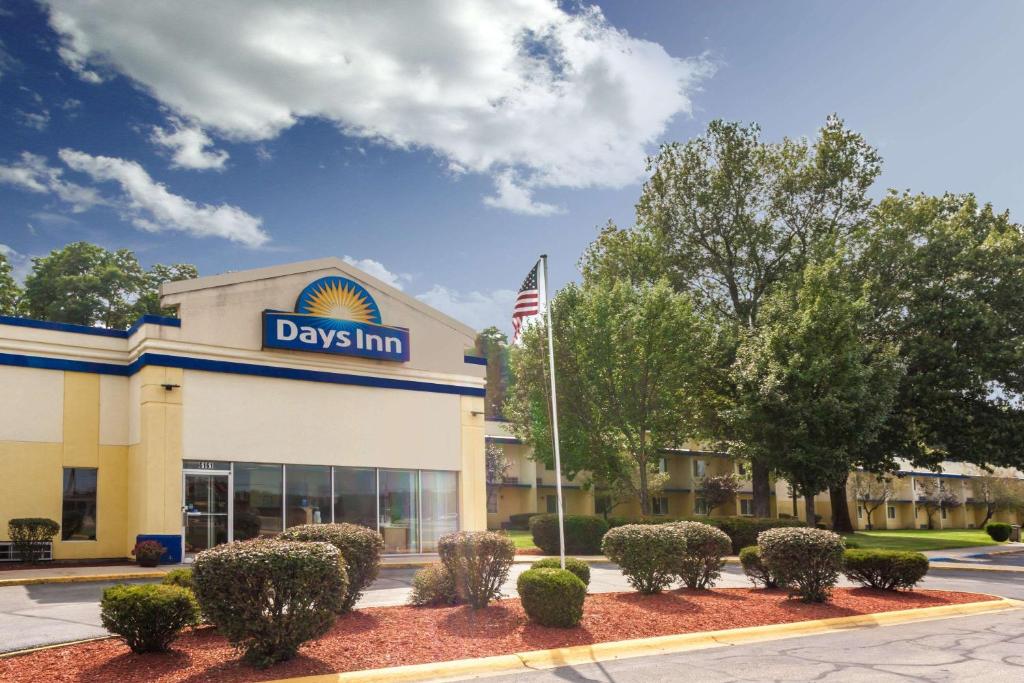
[262, 276, 410, 362]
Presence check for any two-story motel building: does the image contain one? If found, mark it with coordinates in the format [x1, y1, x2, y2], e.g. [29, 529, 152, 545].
[0, 258, 488, 561]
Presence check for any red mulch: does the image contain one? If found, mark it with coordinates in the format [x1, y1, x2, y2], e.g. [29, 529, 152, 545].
[0, 588, 992, 683]
[514, 548, 546, 556]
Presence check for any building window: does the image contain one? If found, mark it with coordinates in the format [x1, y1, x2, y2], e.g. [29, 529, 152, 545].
[652, 496, 669, 516]
[737, 462, 747, 477]
[739, 498, 753, 516]
[61, 468, 97, 540]
[658, 457, 667, 474]
[233, 462, 282, 540]
[693, 459, 706, 478]
[595, 494, 613, 516]
[544, 459, 554, 472]
[941, 507, 947, 520]
[380, 469, 419, 553]
[887, 505, 896, 520]
[285, 464, 332, 528]
[487, 494, 499, 514]
[857, 505, 864, 520]
[334, 467, 377, 529]
[694, 497, 709, 515]
[546, 495, 558, 514]
[420, 471, 459, 553]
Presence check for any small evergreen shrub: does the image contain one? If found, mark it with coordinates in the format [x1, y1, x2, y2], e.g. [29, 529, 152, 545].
[132, 540, 166, 567]
[8, 518, 59, 564]
[100, 584, 198, 653]
[162, 568, 194, 590]
[986, 523, 1013, 542]
[668, 521, 732, 589]
[738, 545, 778, 588]
[601, 524, 686, 594]
[507, 513, 540, 530]
[530, 557, 591, 587]
[758, 527, 844, 603]
[529, 514, 609, 555]
[409, 564, 459, 606]
[842, 549, 929, 590]
[438, 531, 515, 609]
[517, 568, 586, 627]
[280, 523, 383, 612]
[192, 539, 347, 667]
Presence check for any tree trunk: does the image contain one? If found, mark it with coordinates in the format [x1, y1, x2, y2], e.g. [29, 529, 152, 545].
[829, 475, 854, 533]
[638, 460, 650, 516]
[804, 494, 816, 527]
[752, 458, 771, 518]
[980, 504, 994, 527]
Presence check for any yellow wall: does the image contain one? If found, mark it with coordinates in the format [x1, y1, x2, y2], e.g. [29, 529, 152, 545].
[460, 395, 487, 531]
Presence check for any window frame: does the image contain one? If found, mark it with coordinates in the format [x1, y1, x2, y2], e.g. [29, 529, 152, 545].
[61, 467, 98, 542]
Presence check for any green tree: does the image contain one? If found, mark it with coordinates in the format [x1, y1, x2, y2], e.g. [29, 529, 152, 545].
[727, 256, 903, 524]
[506, 279, 713, 515]
[136, 263, 199, 318]
[856, 193, 1024, 474]
[588, 115, 882, 517]
[0, 252, 21, 315]
[474, 326, 510, 419]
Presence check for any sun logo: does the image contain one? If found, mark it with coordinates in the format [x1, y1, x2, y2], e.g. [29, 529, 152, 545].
[295, 277, 382, 324]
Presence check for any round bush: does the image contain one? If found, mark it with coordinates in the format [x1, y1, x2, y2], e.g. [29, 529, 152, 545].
[162, 568, 194, 590]
[530, 557, 591, 587]
[517, 568, 586, 627]
[714, 517, 806, 554]
[280, 523, 383, 612]
[601, 524, 686, 594]
[530, 514, 609, 555]
[100, 584, 198, 653]
[8, 518, 60, 564]
[438, 531, 515, 609]
[842, 549, 929, 590]
[758, 527, 844, 603]
[986, 523, 1013, 542]
[409, 564, 459, 606]
[668, 521, 732, 589]
[192, 539, 347, 667]
[738, 545, 778, 588]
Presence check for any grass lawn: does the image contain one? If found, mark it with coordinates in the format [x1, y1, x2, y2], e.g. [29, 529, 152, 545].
[503, 529, 538, 550]
[845, 528, 1001, 552]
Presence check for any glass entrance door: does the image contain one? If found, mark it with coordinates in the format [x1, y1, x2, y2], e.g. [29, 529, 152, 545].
[183, 472, 229, 555]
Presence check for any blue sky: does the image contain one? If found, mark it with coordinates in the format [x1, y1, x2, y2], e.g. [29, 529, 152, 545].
[1, 1, 1022, 334]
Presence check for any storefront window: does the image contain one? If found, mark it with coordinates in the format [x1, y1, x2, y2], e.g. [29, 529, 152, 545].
[420, 471, 458, 552]
[286, 465, 332, 527]
[62, 468, 97, 540]
[334, 467, 377, 529]
[379, 469, 418, 553]
[233, 463, 282, 540]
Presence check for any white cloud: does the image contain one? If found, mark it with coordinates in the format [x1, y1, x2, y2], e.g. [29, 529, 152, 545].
[16, 109, 50, 131]
[0, 243, 32, 282]
[342, 256, 410, 290]
[0, 151, 103, 212]
[45, 0, 712, 214]
[58, 149, 268, 247]
[416, 285, 516, 333]
[151, 117, 229, 170]
[483, 170, 563, 216]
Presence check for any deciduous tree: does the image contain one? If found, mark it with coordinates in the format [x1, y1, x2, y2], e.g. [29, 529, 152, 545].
[848, 471, 897, 531]
[698, 473, 741, 515]
[0, 252, 21, 316]
[915, 478, 962, 530]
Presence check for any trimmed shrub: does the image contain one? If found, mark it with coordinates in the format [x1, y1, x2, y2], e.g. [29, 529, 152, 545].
[162, 568, 194, 590]
[530, 514, 609, 555]
[605, 516, 631, 529]
[758, 527, 844, 603]
[280, 523, 384, 612]
[843, 549, 929, 590]
[739, 545, 778, 588]
[438, 531, 515, 609]
[507, 513, 541, 530]
[100, 584, 198, 653]
[132, 540, 166, 567]
[192, 539, 347, 667]
[517, 568, 586, 627]
[714, 517, 805, 554]
[530, 557, 591, 587]
[8, 518, 59, 564]
[668, 521, 732, 589]
[601, 524, 686, 594]
[986, 523, 1013, 542]
[409, 564, 459, 606]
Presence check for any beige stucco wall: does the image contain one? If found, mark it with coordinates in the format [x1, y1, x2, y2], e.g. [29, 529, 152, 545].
[0, 365, 64, 443]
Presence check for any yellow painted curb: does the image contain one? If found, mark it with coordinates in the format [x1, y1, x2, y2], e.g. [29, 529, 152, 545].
[260, 596, 1020, 683]
[0, 570, 170, 588]
[928, 562, 1024, 573]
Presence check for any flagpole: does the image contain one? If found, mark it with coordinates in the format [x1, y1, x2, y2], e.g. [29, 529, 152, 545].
[540, 254, 566, 570]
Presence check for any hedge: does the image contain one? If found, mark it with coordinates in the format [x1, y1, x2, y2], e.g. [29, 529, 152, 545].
[409, 563, 459, 606]
[842, 549, 929, 590]
[530, 557, 591, 587]
[100, 584, 198, 653]
[602, 524, 686, 594]
[530, 514, 608, 555]
[280, 523, 384, 612]
[8, 518, 59, 564]
[759, 527, 845, 603]
[438, 531, 515, 609]
[162, 568, 194, 590]
[986, 523, 1013, 542]
[192, 539, 347, 667]
[600, 515, 804, 554]
[517, 568, 586, 627]
[507, 513, 541, 530]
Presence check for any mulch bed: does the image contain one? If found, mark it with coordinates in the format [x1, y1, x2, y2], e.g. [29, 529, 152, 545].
[0, 588, 993, 682]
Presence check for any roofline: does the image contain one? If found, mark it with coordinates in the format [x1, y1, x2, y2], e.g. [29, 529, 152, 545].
[159, 257, 478, 339]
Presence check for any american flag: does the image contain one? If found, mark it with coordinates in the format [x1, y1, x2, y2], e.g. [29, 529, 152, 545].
[512, 262, 541, 343]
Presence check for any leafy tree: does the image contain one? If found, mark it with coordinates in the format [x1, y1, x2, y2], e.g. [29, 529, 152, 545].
[21, 242, 195, 329]
[848, 471, 897, 530]
[856, 193, 1024, 473]
[698, 473, 740, 515]
[967, 467, 1024, 527]
[474, 326, 510, 419]
[506, 279, 713, 515]
[727, 256, 903, 524]
[915, 478, 962, 529]
[588, 115, 882, 517]
[485, 443, 510, 514]
[0, 252, 21, 315]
